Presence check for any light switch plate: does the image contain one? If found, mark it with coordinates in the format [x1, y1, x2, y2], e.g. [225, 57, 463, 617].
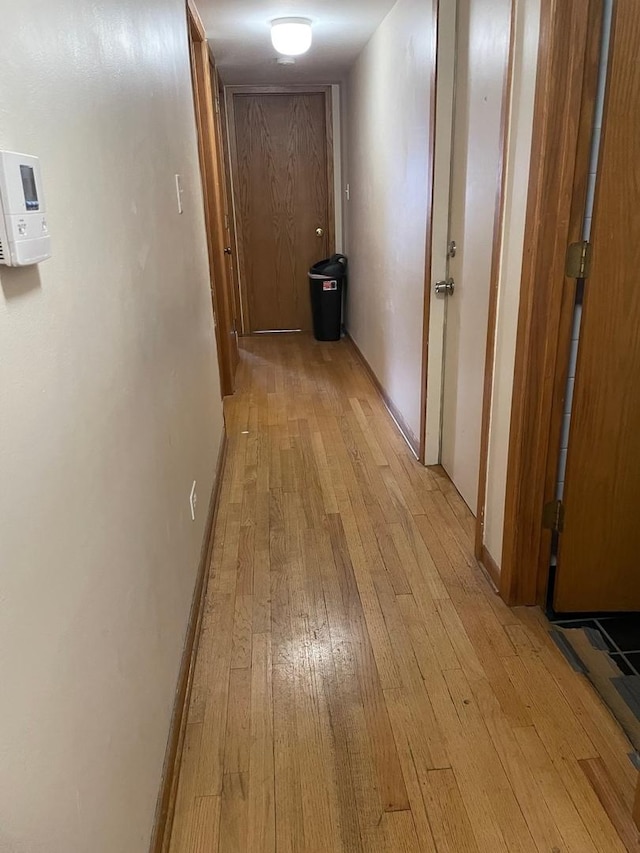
[175, 174, 184, 214]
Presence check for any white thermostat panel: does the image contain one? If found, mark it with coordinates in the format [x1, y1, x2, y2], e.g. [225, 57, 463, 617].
[0, 151, 51, 266]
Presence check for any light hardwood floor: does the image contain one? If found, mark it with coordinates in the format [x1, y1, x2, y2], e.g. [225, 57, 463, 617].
[168, 334, 639, 852]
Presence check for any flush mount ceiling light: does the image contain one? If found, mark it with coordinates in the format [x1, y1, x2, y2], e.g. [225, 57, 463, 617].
[271, 18, 313, 57]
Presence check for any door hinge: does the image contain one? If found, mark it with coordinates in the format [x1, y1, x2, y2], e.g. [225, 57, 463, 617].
[565, 241, 592, 279]
[215, 96, 220, 114]
[542, 499, 565, 533]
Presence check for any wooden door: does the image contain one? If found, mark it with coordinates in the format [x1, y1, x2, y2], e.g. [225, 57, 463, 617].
[229, 90, 334, 333]
[439, 0, 512, 512]
[555, 0, 640, 612]
[217, 76, 243, 338]
[188, 4, 238, 396]
[209, 59, 239, 380]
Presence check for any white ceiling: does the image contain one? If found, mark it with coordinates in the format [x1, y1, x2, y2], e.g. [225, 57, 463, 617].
[199, 0, 399, 84]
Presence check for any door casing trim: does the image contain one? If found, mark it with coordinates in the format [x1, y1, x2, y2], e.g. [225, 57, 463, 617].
[500, 0, 603, 605]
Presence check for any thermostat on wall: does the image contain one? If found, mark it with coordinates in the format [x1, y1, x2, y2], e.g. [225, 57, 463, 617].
[0, 151, 51, 266]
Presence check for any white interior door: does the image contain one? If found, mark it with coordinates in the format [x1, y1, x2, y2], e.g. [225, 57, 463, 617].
[424, 0, 457, 468]
[426, 0, 511, 514]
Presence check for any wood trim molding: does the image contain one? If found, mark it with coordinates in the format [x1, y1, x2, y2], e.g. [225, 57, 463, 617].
[418, 0, 440, 464]
[225, 85, 336, 336]
[475, 0, 517, 560]
[149, 432, 228, 853]
[186, 0, 205, 40]
[323, 90, 337, 256]
[480, 545, 501, 591]
[533, 0, 603, 605]
[344, 333, 420, 459]
[500, 0, 603, 605]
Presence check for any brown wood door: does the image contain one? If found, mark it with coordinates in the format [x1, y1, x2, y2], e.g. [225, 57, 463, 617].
[217, 77, 243, 340]
[555, 0, 640, 612]
[210, 60, 239, 382]
[188, 6, 238, 397]
[230, 91, 334, 333]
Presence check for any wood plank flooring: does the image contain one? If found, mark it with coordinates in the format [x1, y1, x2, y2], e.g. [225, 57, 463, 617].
[168, 334, 639, 852]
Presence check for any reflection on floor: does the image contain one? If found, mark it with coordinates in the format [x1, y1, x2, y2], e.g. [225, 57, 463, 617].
[169, 334, 638, 852]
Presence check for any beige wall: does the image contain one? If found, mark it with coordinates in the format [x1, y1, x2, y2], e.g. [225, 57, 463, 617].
[483, 0, 541, 566]
[0, 2, 224, 851]
[344, 0, 435, 443]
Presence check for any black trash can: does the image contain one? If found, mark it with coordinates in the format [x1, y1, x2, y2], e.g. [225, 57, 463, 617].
[308, 254, 348, 341]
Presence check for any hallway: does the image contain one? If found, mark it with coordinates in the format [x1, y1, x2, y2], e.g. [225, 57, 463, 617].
[169, 335, 636, 852]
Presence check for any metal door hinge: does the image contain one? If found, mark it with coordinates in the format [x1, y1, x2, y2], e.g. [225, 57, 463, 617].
[566, 241, 592, 279]
[543, 499, 565, 533]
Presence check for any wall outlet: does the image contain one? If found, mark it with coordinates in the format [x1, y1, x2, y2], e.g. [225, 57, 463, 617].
[189, 481, 197, 521]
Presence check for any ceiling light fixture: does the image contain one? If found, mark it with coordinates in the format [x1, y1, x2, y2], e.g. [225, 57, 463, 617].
[271, 17, 313, 57]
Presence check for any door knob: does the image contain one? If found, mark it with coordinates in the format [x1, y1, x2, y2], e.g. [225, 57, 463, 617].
[224, 247, 232, 255]
[316, 227, 324, 238]
[435, 278, 455, 296]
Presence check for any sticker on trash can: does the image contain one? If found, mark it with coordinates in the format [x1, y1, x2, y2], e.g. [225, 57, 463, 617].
[323, 280, 338, 291]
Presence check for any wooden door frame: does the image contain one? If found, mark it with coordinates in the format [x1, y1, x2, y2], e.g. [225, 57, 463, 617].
[225, 85, 336, 336]
[187, 0, 238, 396]
[499, 0, 603, 605]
